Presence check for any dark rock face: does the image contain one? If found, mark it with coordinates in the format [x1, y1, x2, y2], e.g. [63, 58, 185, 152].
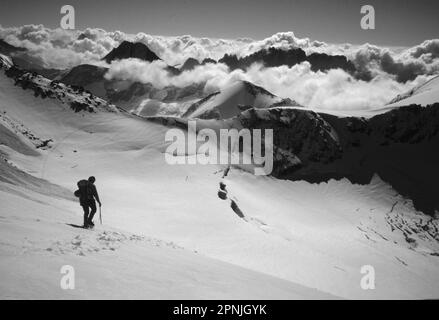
[322, 105, 439, 216]
[236, 108, 342, 176]
[218, 47, 356, 74]
[180, 58, 201, 71]
[307, 52, 356, 73]
[201, 58, 217, 65]
[103, 41, 161, 63]
[59, 64, 108, 87]
[177, 57, 218, 73]
[231, 104, 439, 216]
[70, 101, 94, 113]
[177, 48, 355, 75]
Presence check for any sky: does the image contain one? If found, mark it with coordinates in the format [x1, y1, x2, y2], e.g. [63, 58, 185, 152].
[0, 0, 438, 46]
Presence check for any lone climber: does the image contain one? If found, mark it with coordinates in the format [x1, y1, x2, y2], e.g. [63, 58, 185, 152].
[74, 176, 102, 228]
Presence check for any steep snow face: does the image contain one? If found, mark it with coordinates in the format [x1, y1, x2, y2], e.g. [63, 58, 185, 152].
[1, 67, 439, 299]
[386, 75, 439, 108]
[183, 80, 300, 119]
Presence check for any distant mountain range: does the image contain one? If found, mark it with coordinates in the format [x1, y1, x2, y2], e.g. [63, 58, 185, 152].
[1, 38, 357, 79]
[101, 41, 357, 74]
[217, 47, 356, 73]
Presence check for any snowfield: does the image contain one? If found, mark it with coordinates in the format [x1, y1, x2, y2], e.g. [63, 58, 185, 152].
[1, 184, 335, 299]
[386, 75, 439, 108]
[1, 63, 439, 299]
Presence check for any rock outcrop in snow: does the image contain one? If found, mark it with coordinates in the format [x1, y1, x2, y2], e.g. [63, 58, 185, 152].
[2, 63, 120, 114]
[228, 104, 439, 216]
[155, 101, 439, 216]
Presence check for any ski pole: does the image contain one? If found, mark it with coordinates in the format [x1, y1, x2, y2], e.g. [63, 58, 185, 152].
[99, 206, 102, 225]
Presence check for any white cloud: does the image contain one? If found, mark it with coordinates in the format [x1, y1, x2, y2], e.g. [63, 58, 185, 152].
[1, 24, 438, 83]
[1, 24, 438, 110]
[104, 58, 430, 110]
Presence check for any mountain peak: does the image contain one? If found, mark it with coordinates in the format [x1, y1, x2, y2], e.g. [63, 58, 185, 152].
[182, 80, 289, 119]
[180, 57, 201, 71]
[103, 41, 161, 64]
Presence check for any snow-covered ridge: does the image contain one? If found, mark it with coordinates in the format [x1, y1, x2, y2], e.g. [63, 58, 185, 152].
[182, 80, 301, 119]
[387, 75, 439, 107]
[2, 61, 121, 114]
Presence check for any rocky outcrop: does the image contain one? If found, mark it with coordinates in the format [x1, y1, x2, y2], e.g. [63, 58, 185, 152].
[236, 108, 342, 175]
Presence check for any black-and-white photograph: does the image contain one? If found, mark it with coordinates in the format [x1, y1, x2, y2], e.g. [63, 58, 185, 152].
[0, 0, 438, 304]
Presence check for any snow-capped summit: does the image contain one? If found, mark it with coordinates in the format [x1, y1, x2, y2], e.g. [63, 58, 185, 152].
[103, 41, 161, 63]
[183, 80, 301, 119]
[387, 75, 439, 107]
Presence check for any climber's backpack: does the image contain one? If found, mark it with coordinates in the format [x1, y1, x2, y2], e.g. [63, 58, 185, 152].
[75, 179, 90, 199]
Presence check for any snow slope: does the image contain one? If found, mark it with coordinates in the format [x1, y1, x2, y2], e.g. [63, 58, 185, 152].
[0, 69, 335, 299]
[1, 67, 439, 299]
[1, 183, 333, 299]
[183, 80, 299, 119]
[387, 75, 439, 108]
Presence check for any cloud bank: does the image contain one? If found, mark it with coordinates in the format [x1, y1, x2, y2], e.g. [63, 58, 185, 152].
[105, 58, 431, 110]
[1, 24, 438, 109]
